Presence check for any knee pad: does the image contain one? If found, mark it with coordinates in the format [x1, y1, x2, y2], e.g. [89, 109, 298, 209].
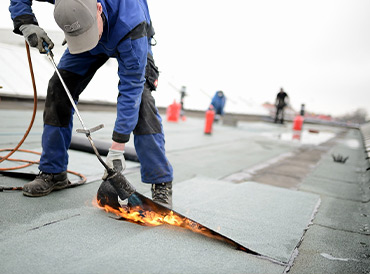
[43, 71, 74, 127]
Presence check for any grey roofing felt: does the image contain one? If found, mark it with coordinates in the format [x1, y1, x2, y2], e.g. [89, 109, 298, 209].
[0, 174, 319, 273]
[301, 175, 368, 202]
[289, 225, 370, 274]
[313, 195, 370, 234]
[1, 108, 369, 273]
[172, 177, 320, 264]
[289, 129, 370, 274]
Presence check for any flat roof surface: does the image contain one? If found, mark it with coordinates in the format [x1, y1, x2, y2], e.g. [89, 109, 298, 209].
[0, 107, 369, 274]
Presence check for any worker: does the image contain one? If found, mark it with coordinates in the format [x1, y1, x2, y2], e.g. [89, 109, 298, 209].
[210, 90, 226, 122]
[179, 86, 187, 118]
[274, 88, 289, 124]
[9, 0, 173, 208]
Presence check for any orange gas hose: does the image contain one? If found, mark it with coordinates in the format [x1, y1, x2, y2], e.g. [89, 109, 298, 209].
[0, 42, 86, 186]
[0, 42, 37, 165]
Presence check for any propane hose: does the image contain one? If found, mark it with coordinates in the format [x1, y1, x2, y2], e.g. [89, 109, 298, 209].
[0, 41, 86, 191]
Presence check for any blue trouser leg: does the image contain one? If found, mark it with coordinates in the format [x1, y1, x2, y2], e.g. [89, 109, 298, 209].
[39, 113, 73, 173]
[134, 116, 173, 184]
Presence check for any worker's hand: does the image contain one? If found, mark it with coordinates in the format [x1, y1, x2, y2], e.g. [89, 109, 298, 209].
[19, 24, 54, 53]
[102, 148, 126, 180]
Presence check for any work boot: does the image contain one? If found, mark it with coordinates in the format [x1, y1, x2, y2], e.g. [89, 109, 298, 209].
[151, 182, 172, 208]
[23, 171, 69, 197]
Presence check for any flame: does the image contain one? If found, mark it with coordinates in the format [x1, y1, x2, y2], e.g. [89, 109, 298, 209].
[93, 197, 188, 227]
[91, 197, 249, 253]
[92, 197, 217, 235]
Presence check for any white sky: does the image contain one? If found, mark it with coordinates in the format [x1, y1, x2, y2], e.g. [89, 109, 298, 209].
[1, 0, 370, 118]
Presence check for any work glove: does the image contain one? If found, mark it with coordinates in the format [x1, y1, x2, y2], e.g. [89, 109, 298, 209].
[19, 24, 54, 53]
[102, 148, 126, 180]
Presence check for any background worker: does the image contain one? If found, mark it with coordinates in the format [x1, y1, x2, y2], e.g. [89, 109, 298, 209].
[179, 86, 187, 119]
[274, 87, 289, 124]
[9, 0, 173, 207]
[210, 90, 226, 122]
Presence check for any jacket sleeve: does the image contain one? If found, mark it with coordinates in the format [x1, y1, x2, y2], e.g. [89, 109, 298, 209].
[113, 36, 148, 143]
[9, 0, 54, 34]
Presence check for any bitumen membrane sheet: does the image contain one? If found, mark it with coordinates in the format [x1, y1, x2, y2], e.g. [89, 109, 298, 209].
[172, 176, 320, 263]
[290, 128, 370, 274]
[0, 107, 369, 274]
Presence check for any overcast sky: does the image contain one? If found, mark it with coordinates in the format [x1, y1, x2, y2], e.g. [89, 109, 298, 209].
[1, 0, 369, 118]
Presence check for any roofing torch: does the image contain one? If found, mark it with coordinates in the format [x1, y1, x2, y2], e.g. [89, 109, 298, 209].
[42, 43, 136, 201]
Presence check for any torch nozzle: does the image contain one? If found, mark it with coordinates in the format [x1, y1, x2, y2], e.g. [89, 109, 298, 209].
[106, 171, 136, 201]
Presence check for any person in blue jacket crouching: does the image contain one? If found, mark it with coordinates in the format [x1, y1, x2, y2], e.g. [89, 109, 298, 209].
[211, 90, 226, 122]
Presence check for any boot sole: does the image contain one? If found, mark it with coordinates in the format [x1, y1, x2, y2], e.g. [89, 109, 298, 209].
[152, 198, 172, 209]
[23, 180, 69, 197]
